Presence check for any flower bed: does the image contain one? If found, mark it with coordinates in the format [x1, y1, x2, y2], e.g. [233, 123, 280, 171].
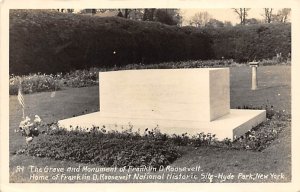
[9, 68, 99, 95]
[230, 108, 290, 151]
[14, 108, 289, 168]
[9, 74, 61, 95]
[10, 59, 290, 95]
[16, 126, 182, 169]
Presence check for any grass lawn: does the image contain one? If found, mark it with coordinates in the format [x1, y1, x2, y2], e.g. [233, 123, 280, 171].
[9, 65, 291, 183]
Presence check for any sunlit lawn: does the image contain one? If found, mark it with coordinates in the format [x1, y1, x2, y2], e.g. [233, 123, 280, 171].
[9, 65, 291, 183]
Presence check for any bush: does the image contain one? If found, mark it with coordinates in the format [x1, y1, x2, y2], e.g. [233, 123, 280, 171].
[9, 58, 288, 95]
[9, 58, 241, 95]
[9, 68, 99, 95]
[9, 73, 61, 95]
[10, 10, 211, 75]
[8, 59, 237, 95]
[206, 23, 291, 62]
[60, 68, 99, 87]
[10, 10, 290, 75]
[260, 57, 291, 66]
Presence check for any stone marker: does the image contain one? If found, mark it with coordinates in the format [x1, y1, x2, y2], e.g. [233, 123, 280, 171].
[58, 68, 266, 140]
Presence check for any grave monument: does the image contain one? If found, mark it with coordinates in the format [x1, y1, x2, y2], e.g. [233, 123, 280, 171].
[58, 68, 266, 140]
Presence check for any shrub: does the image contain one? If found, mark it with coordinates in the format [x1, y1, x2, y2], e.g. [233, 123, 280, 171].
[9, 68, 99, 95]
[260, 58, 291, 66]
[10, 10, 290, 75]
[60, 68, 99, 87]
[9, 73, 61, 95]
[206, 23, 291, 62]
[9, 58, 289, 95]
[9, 58, 239, 95]
[10, 10, 211, 75]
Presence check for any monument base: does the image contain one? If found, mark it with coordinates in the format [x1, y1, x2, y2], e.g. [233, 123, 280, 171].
[58, 109, 266, 140]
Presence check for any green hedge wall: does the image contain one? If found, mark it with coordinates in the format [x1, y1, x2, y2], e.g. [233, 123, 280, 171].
[9, 10, 291, 75]
[206, 24, 291, 62]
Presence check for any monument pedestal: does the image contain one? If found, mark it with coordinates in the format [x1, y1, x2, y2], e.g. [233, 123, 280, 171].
[58, 68, 266, 140]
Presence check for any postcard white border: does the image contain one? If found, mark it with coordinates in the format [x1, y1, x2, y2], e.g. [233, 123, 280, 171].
[1, 0, 300, 191]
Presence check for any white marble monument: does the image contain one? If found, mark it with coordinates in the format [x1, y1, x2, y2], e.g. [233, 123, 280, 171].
[58, 68, 266, 140]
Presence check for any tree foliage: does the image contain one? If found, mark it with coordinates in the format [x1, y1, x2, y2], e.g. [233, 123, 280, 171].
[233, 8, 251, 25]
[189, 12, 211, 27]
[264, 8, 273, 23]
[154, 9, 182, 26]
[245, 18, 261, 25]
[57, 9, 74, 13]
[273, 8, 291, 23]
[206, 18, 224, 28]
[263, 8, 291, 24]
[224, 21, 233, 27]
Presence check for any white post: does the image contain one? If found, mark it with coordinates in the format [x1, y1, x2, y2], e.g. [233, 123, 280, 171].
[251, 66, 257, 90]
[249, 62, 259, 90]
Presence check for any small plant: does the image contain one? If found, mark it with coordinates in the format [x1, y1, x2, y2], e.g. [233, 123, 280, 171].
[191, 132, 217, 147]
[16, 115, 42, 144]
[170, 133, 190, 146]
[231, 112, 289, 151]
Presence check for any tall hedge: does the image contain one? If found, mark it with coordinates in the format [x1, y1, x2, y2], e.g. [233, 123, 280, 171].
[206, 24, 291, 62]
[9, 10, 291, 75]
